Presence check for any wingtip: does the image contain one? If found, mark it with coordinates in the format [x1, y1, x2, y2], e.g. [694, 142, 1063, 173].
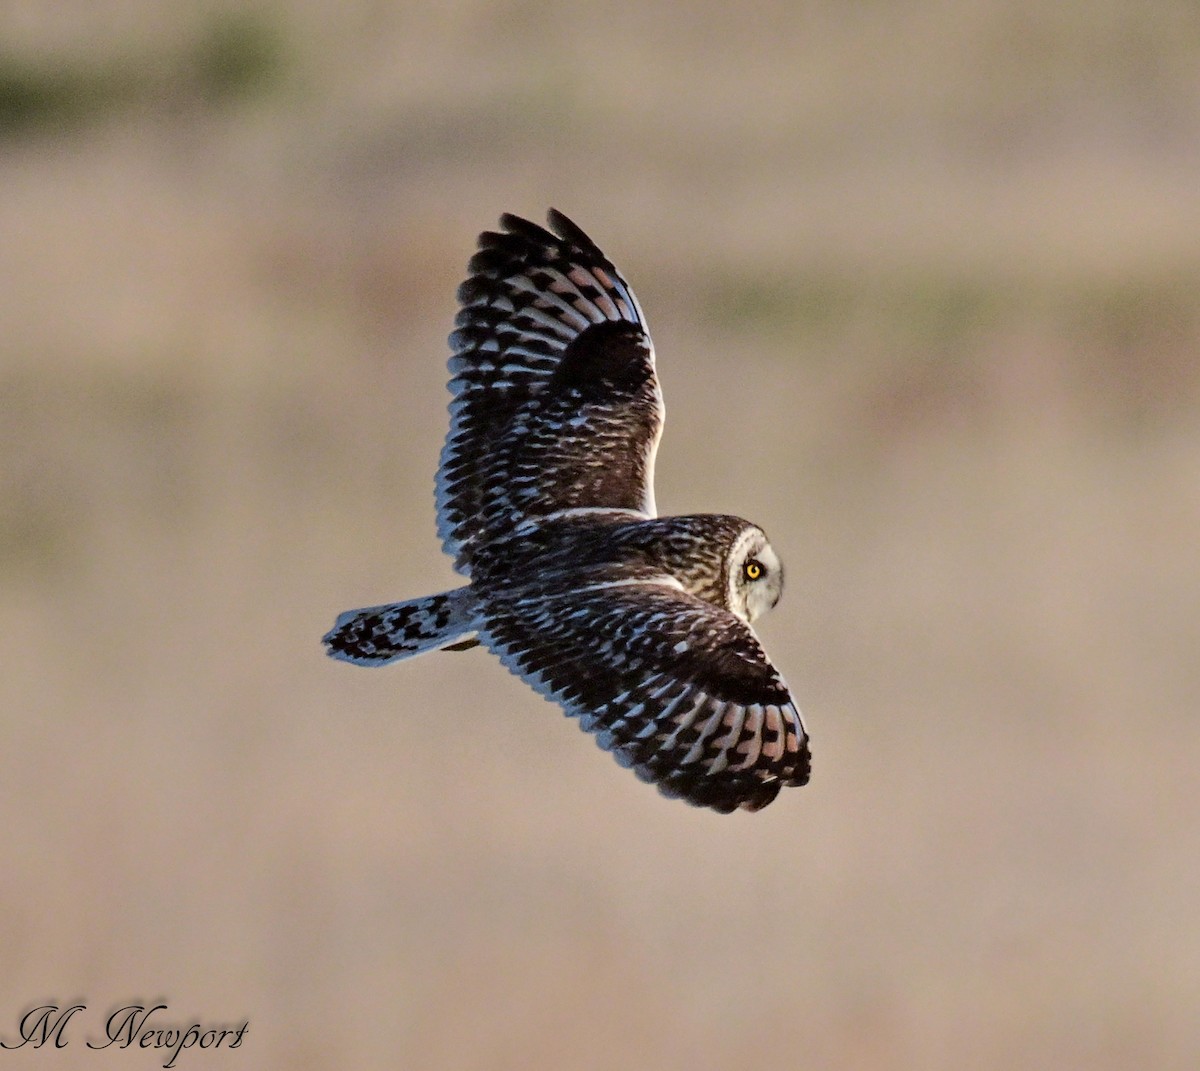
[546, 207, 596, 251]
[497, 211, 557, 245]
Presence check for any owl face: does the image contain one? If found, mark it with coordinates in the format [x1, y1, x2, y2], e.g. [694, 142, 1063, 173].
[727, 526, 784, 624]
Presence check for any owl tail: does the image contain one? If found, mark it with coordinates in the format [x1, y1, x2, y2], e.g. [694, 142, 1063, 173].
[323, 587, 479, 666]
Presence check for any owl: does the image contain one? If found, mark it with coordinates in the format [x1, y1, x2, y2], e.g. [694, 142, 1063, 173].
[324, 210, 810, 812]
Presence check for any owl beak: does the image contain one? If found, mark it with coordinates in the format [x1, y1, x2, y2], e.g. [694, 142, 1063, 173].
[770, 575, 783, 610]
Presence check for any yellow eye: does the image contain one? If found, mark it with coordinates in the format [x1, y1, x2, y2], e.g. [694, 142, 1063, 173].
[744, 559, 763, 581]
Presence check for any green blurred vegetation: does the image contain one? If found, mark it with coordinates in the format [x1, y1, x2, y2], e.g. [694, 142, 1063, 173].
[703, 270, 1022, 347]
[3, 4, 1199, 1069]
[0, 11, 286, 136]
[703, 262, 1200, 376]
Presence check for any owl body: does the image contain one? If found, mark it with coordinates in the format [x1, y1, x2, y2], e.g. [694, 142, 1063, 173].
[325, 211, 810, 813]
[469, 512, 771, 612]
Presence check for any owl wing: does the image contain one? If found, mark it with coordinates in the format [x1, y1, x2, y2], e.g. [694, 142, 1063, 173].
[436, 210, 664, 577]
[476, 572, 810, 813]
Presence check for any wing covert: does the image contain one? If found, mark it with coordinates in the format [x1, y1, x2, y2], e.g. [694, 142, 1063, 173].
[435, 211, 664, 576]
[476, 577, 810, 813]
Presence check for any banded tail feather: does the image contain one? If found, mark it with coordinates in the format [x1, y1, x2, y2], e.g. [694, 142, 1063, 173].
[323, 588, 478, 666]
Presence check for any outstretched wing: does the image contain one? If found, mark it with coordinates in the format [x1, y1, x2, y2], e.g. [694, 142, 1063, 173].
[476, 575, 810, 813]
[436, 210, 664, 577]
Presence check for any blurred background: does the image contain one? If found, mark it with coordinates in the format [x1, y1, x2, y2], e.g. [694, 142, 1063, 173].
[2, 2, 1199, 1068]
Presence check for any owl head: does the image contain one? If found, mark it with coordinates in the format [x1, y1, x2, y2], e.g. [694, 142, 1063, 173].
[727, 525, 784, 624]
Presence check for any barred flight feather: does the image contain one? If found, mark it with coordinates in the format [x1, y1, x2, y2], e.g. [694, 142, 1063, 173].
[326, 210, 811, 814]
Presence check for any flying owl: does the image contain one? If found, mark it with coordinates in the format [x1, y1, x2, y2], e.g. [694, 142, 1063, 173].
[323, 210, 810, 812]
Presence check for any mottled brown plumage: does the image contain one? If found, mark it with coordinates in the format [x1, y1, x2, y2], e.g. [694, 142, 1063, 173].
[325, 211, 809, 812]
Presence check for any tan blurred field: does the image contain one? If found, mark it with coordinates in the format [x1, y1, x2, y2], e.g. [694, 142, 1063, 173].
[2, 2, 1199, 1068]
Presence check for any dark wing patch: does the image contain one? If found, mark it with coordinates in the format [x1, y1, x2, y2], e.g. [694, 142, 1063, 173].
[436, 210, 663, 577]
[476, 578, 810, 813]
